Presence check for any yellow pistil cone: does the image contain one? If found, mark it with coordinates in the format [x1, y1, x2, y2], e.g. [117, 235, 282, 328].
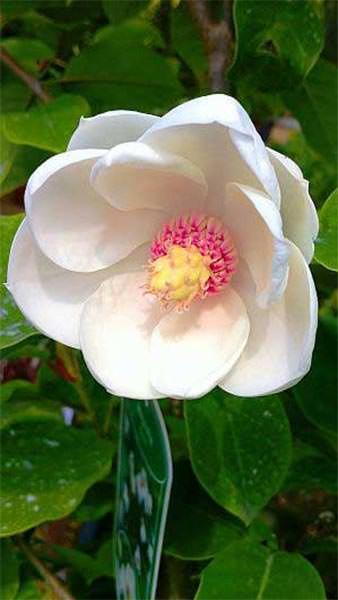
[149, 245, 211, 309]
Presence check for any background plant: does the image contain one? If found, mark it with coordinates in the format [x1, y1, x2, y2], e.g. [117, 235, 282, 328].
[0, 1, 337, 599]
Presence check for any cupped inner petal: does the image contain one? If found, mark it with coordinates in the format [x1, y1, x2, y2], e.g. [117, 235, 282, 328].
[223, 183, 290, 307]
[220, 244, 318, 397]
[140, 94, 280, 212]
[67, 110, 159, 151]
[268, 148, 319, 263]
[149, 288, 250, 399]
[90, 141, 208, 214]
[25, 149, 166, 272]
[6, 219, 150, 349]
[79, 272, 164, 400]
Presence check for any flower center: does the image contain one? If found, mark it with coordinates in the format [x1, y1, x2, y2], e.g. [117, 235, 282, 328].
[146, 214, 238, 310]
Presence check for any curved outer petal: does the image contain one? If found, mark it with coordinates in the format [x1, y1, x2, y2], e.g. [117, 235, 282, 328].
[7, 220, 150, 349]
[68, 110, 159, 150]
[91, 141, 207, 214]
[25, 149, 166, 272]
[140, 94, 280, 211]
[224, 183, 290, 307]
[220, 243, 318, 397]
[268, 148, 319, 263]
[149, 288, 250, 399]
[79, 272, 164, 399]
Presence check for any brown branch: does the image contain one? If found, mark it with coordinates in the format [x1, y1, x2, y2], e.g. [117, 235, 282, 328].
[187, 0, 233, 93]
[0, 47, 52, 103]
[15, 537, 75, 600]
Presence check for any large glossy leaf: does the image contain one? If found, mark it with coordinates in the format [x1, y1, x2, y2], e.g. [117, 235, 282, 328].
[195, 539, 326, 600]
[0, 539, 20, 600]
[315, 189, 338, 271]
[0, 214, 38, 350]
[285, 59, 338, 165]
[231, 0, 324, 90]
[3, 94, 90, 153]
[185, 390, 292, 524]
[165, 461, 243, 560]
[63, 22, 183, 114]
[0, 420, 114, 536]
[294, 316, 337, 435]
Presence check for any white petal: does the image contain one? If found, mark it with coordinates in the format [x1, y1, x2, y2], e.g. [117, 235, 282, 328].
[140, 94, 280, 211]
[224, 183, 290, 307]
[150, 289, 250, 399]
[91, 141, 207, 213]
[68, 110, 158, 150]
[268, 148, 319, 262]
[25, 149, 165, 272]
[7, 220, 149, 348]
[221, 244, 318, 397]
[80, 272, 164, 399]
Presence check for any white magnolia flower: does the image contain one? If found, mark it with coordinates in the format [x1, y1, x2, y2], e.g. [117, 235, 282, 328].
[7, 95, 318, 399]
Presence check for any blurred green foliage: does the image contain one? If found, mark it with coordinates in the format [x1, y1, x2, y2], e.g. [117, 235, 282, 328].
[0, 1, 337, 599]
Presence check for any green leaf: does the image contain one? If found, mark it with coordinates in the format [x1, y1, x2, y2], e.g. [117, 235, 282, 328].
[102, 0, 146, 24]
[1, 146, 50, 197]
[0, 420, 114, 536]
[185, 390, 292, 525]
[231, 0, 324, 90]
[0, 214, 38, 350]
[294, 316, 337, 435]
[63, 22, 183, 114]
[165, 461, 243, 560]
[0, 214, 24, 282]
[0, 289, 38, 350]
[1, 398, 63, 429]
[3, 94, 90, 153]
[1, 77, 31, 114]
[171, 4, 208, 88]
[315, 189, 338, 271]
[1, 38, 54, 75]
[0, 380, 35, 404]
[51, 544, 112, 584]
[0, 130, 16, 185]
[285, 59, 338, 165]
[270, 133, 336, 208]
[14, 11, 61, 51]
[284, 452, 337, 494]
[195, 539, 326, 600]
[301, 537, 338, 555]
[15, 579, 47, 600]
[73, 481, 113, 522]
[0, 539, 20, 600]
[0, 1, 41, 24]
